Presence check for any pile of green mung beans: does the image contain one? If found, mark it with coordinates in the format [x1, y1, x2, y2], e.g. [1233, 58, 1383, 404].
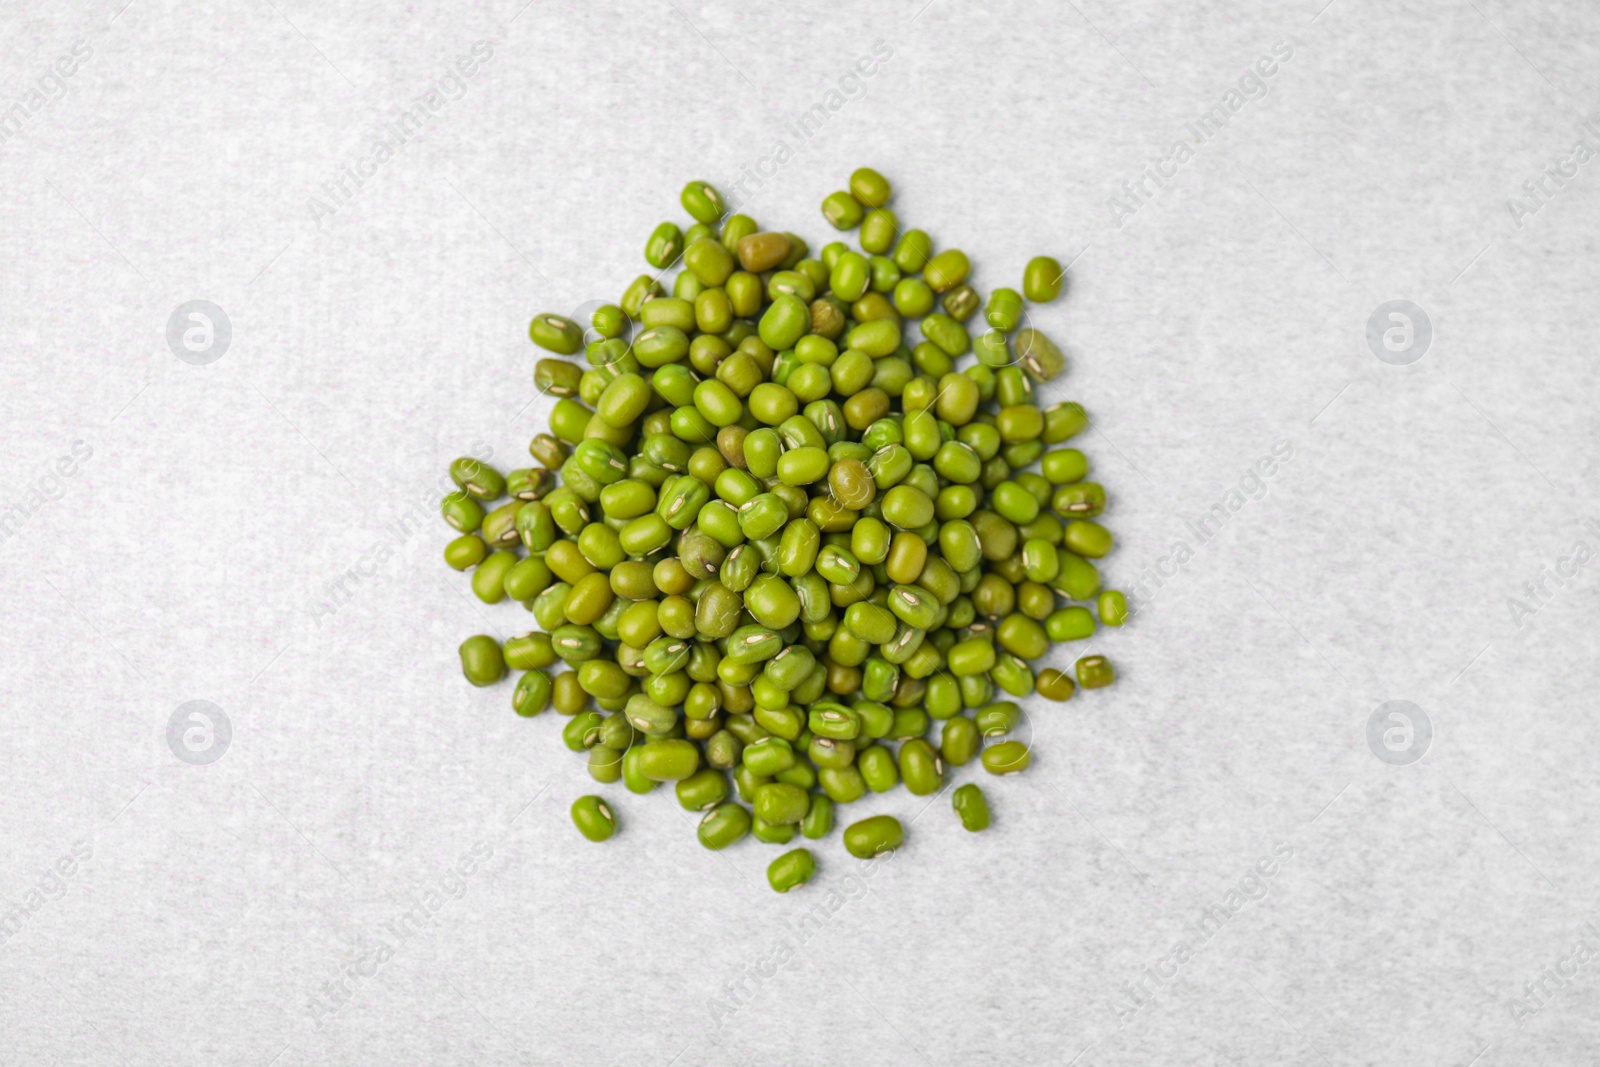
[444, 169, 1124, 893]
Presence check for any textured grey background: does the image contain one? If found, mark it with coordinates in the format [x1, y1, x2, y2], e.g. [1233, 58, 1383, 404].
[2, 0, 1599, 1064]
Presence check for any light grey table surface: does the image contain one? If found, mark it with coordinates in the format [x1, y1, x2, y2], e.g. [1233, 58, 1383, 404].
[2, 1, 1598, 1064]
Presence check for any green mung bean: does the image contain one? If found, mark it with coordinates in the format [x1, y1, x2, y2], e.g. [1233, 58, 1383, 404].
[698, 803, 751, 849]
[1023, 256, 1064, 302]
[981, 740, 1031, 776]
[1075, 654, 1116, 689]
[571, 795, 616, 841]
[952, 783, 991, 831]
[843, 814, 903, 858]
[1097, 590, 1128, 626]
[767, 848, 817, 892]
